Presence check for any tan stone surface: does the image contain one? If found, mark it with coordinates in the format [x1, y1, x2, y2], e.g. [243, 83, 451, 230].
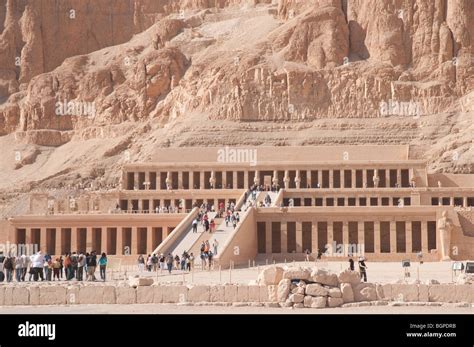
[39, 286, 67, 305]
[137, 286, 155, 304]
[116, 286, 137, 304]
[341, 283, 354, 303]
[187, 285, 210, 303]
[306, 283, 329, 297]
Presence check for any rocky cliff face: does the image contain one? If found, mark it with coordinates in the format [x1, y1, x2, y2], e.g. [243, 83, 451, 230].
[0, 0, 472, 196]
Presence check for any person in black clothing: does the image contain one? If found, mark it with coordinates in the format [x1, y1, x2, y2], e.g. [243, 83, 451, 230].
[348, 257, 354, 271]
[86, 251, 97, 281]
[358, 257, 368, 282]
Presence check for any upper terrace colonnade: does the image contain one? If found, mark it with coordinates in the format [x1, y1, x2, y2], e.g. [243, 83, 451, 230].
[122, 145, 427, 191]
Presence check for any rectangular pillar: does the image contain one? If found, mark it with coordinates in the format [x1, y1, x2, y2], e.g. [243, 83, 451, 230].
[306, 170, 311, 188]
[421, 221, 429, 253]
[25, 228, 32, 244]
[54, 227, 62, 255]
[146, 227, 153, 254]
[281, 222, 288, 253]
[342, 221, 349, 255]
[101, 227, 108, 255]
[40, 227, 47, 253]
[116, 227, 123, 255]
[351, 169, 356, 188]
[405, 221, 412, 253]
[357, 221, 364, 251]
[189, 171, 194, 190]
[131, 227, 138, 255]
[317, 170, 322, 187]
[265, 221, 272, 254]
[329, 170, 334, 188]
[374, 221, 381, 253]
[463, 196, 468, 207]
[71, 227, 78, 253]
[327, 221, 334, 252]
[86, 227, 93, 253]
[363, 170, 368, 188]
[156, 172, 161, 191]
[178, 171, 183, 189]
[244, 171, 249, 189]
[390, 221, 396, 253]
[233, 171, 238, 189]
[396, 169, 402, 187]
[133, 172, 139, 190]
[311, 221, 318, 255]
[385, 169, 390, 188]
[296, 222, 303, 253]
[200, 171, 205, 190]
[222, 171, 227, 189]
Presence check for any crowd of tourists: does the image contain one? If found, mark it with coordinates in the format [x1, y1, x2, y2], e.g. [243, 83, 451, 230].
[0, 250, 108, 283]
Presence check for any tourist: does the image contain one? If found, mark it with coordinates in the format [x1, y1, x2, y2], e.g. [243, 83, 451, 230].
[317, 249, 322, 260]
[208, 251, 213, 270]
[43, 254, 51, 281]
[146, 254, 153, 271]
[212, 239, 219, 255]
[204, 240, 210, 255]
[188, 253, 194, 271]
[64, 253, 72, 280]
[86, 251, 97, 281]
[31, 251, 44, 281]
[71, 252, 78, 279]
[0, 251, 5, 282]
[152, 254, 158, 271]
[59, 255, 64, 279]
[3, 255, 14, 282]
[52, 258, 61, 281]
[159, 254, 166, 270]
[14, 254, 23, 282]
[305, 249, 311, 262]
[180, 252, 187, 270]
[200, 251, 206, 269]
[166, 253, 173, 274]
[77, 252, 85, 281]
[204, 218, 210, 232]
[210, 219, 216, 233]
[358, 257, 368, 282]
[174, 254, 180, 270]
[21, 254, 29, 281]
[137, 255, 145, 272]
[99, 253, 107, 281]
[349, 257, 354, 271]
[192, 218, 198, 233]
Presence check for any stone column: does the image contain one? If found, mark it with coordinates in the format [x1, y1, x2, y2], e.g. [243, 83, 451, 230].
[296, 221, 303, 253]
[222, 171, 227, 189]
[385, 169, 390, 188]
[156, 172, 161, 190]
[200, 171, 205, 190]
[317, 170, 322, 187]
[144, 171, 150, 190]
[396, 169, 402, 187]
[101, 228, 108, 254]
[281, 221, 288, 254]
[362, 170, 368, 188]
[25, 228, 32, 245]
[390, 221, 396, 253]
[357, 222, 365, 254]
[233, 171, 238, 189]
[178, 171, 183, 190]
[86, 227, 93, 253]
[421, 221, 429, 253]
[295, 170, 301, 189]
[343, 221, 349, 256]
[450, 197, 454, 206]
[147, 227, 153, 254]
[253, 170, 260, 187]
[134, 172, 139, 190]
[351, 169, 356, 188]
[71, 227, 78, 253]
[40, 227, 47, 253]
[166, 171, 172, 190]
[55, 228, 62, 256]
[244, 170, 249, 189]
[116, 228, 123, 255]
[189, 171, 194, 189]
[406, 221, 412, 254]
[329, 170, 334, 188]
[306, 170, 311, 188]
[138, 199, 143, 213]
[283, 170, 290, 189]
[327, 221, 334, 255]
[311, 221, 318, 255]
[374, 222, 381, 254]
[131, 227, 138, 255]
[265, 222, 272, 254]
[462, 196, 467, 207]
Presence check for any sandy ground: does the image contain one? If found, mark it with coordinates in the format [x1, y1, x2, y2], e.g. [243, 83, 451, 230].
[0, 303, 472, 314]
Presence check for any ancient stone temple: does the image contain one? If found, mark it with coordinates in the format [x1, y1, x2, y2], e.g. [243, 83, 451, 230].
[1, 145, 473, 266]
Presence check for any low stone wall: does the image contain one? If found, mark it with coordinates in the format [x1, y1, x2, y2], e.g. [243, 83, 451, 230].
[0, 281, 472, 307]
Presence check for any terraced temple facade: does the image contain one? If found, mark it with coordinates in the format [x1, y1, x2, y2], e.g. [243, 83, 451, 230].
[1, 146, 473, 266]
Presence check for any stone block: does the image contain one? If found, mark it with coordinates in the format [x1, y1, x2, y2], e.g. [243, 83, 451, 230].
[79, 286, 104, 304]
[454, 285, 474, 303]
[305, 283, 328, 297]
[29, 286, 40, 305]
[66, 286, 80, 305]
[137, 286, 155, 303]
[187, 285, 210, 302]
[310, 296, 327, 308]
[289, 293, 304, 303]
[428, 284, 455, 303]
[248, 285, 260, 302]
[116, 286, 136, 304]
[224, 285, 238, 303]
[341, 283, 354, 303]
[258, 266, 284, 285]
[259, 285, 269, 302]
[266, 285, 278, 303]
[210, 285, 225, 302]
[162, 285, 187, 303]
[39, 286, 67, 305]
[390, 284, 419, 302]
[328, 297, 344, 307]
[153, 286, 163, 303]
[338, 270, 361, 285]
[310, 268, 338, 287]
[328, 287, 342, 298]
[353, 283, 376, 302]
[418, 284, 429, 302]
[237, 285, 249, 302]
[12, 287, 29, 305]
[277, 279, 291, 302]
[129, 277, 154, 287]
[283, 267, 310, 280]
